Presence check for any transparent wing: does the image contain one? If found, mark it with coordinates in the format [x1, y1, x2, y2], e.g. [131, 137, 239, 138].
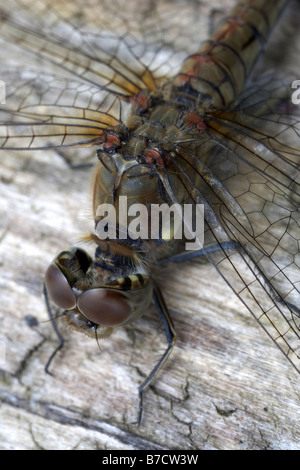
[156, 1, 300, 373]
[0, 0, 209, 150]
[162, 72, 300, 371]
[0, 68, 121, 148]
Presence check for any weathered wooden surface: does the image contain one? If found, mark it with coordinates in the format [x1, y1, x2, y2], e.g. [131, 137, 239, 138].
[0, 0, 300, 450]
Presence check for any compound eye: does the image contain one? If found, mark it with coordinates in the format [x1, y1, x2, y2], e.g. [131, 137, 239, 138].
[45, 263, 76, 310]
[77, 289, 131, 326]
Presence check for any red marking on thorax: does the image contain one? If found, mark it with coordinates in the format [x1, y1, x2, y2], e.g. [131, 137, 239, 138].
[130, 91, 150, 111]
[183, 112, 206, 131]
[103, 132, 121, 151]
[144, 147, 164, 167]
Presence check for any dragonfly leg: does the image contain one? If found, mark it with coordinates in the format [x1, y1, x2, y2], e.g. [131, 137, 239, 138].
[161, 240, 242, 264]
[43, 283, 65, 375]
[54, 148, 94, 170]
[136, 285, 176, 425]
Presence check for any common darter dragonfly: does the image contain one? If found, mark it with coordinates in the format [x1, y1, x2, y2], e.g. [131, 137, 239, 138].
[0, 0, 299, 426]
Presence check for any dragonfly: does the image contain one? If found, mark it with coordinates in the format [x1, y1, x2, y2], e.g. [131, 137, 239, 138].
[0, 0, 299, 424]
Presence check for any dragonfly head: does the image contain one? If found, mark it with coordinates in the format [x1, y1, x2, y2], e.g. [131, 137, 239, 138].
[44, 247, 153, 339]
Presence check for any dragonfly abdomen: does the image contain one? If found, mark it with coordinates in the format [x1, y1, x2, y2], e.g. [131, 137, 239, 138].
[171, 0, 289, 109]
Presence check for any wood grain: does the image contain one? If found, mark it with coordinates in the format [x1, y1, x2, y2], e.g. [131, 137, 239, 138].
[0, 0, 300, 450]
